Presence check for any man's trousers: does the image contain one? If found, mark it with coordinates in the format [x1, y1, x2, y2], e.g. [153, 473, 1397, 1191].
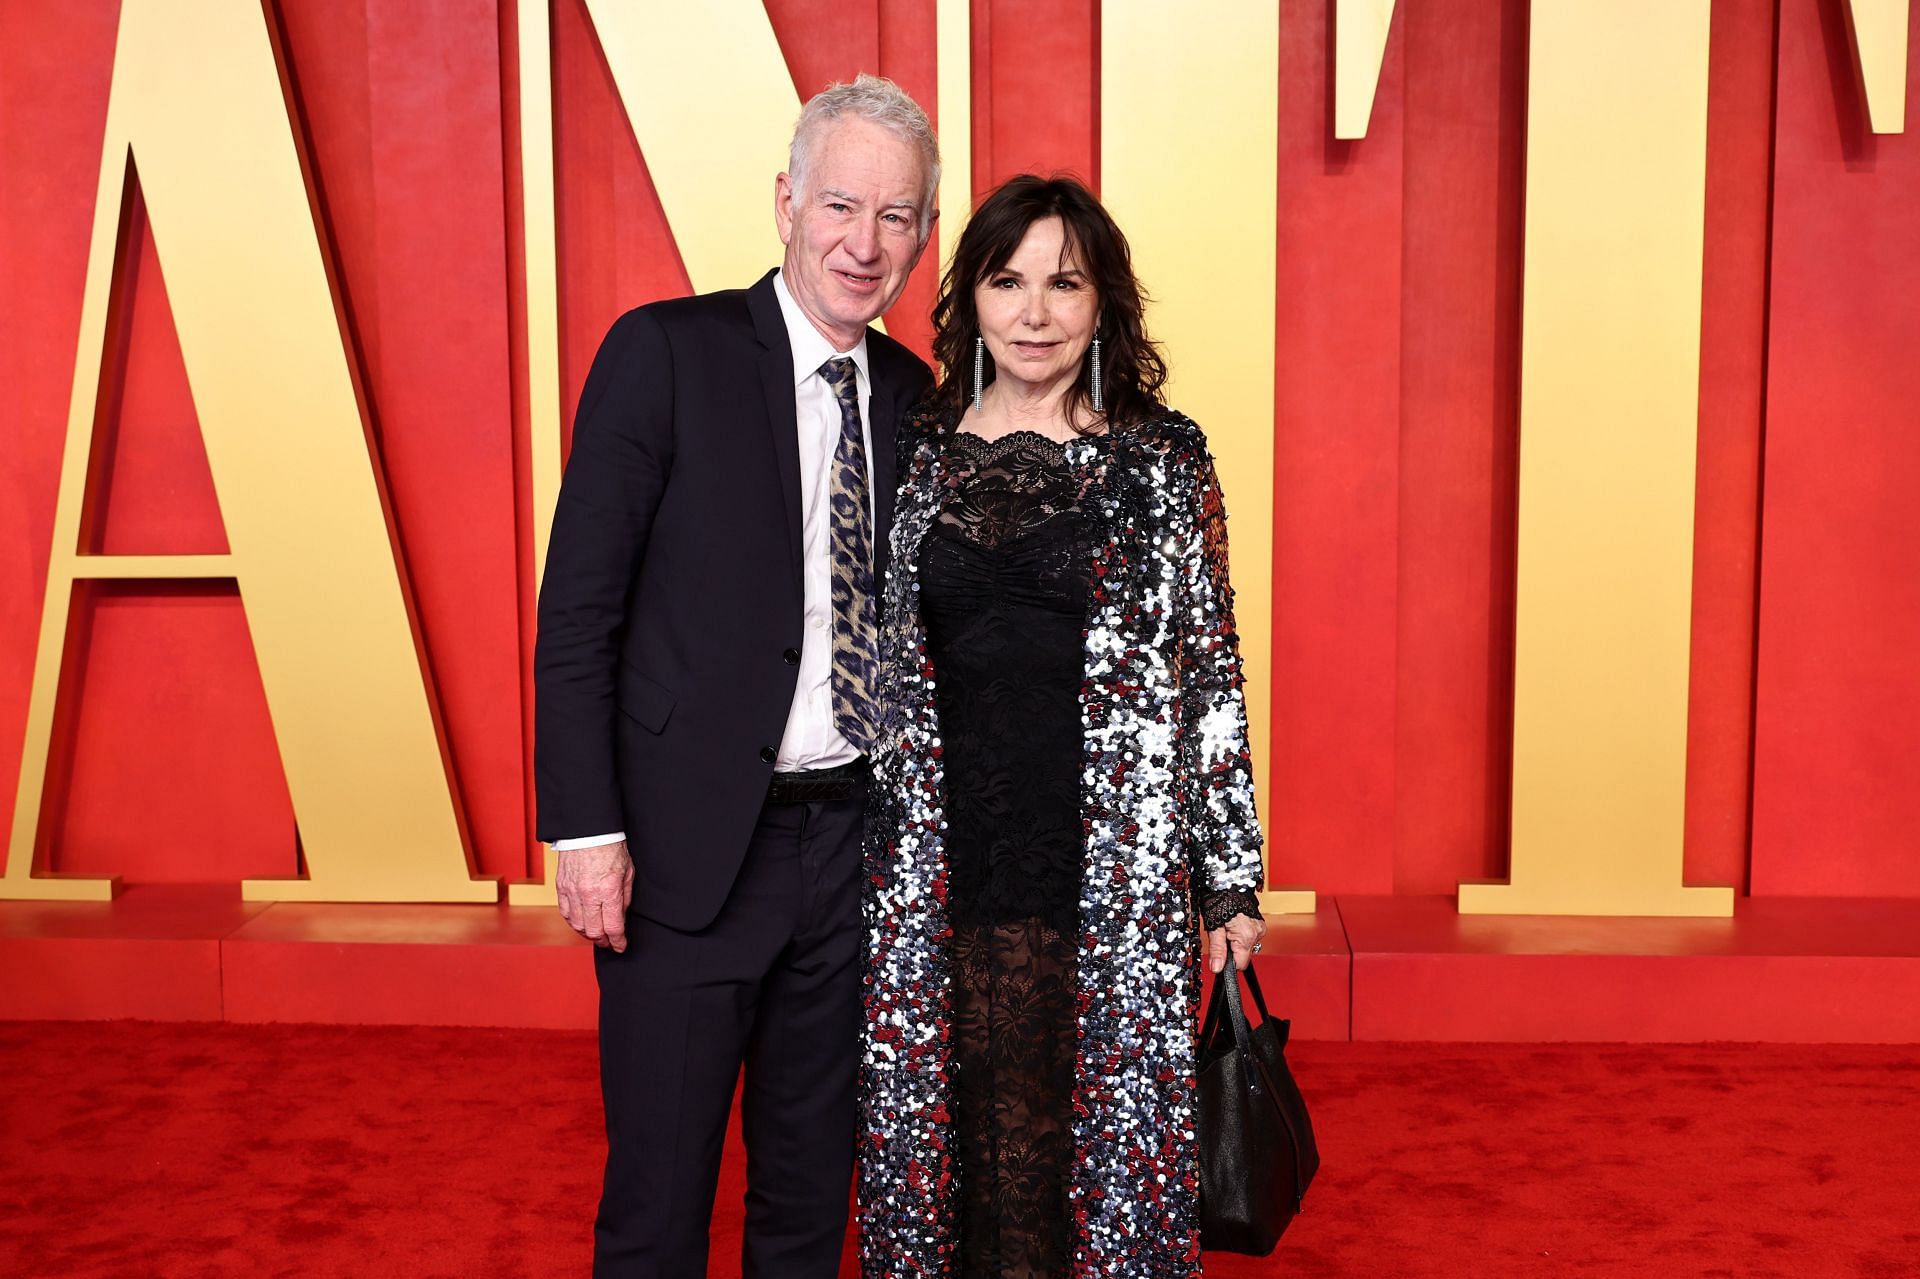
[591, 793, 864, 1278]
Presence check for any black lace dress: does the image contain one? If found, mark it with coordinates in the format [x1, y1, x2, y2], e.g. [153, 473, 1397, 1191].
[918, 429, 1259, 1279]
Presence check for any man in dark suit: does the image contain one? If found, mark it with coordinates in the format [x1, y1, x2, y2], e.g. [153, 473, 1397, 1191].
[533, 75, 938, 1278]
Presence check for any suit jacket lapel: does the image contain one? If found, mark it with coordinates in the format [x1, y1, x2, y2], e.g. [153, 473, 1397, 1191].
[747, 272, 804, 589]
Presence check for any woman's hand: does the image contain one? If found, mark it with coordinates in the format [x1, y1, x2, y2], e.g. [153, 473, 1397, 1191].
[1206, 913, 1268, 973]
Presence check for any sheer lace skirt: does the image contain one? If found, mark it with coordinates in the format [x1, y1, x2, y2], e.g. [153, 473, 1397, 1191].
[950, 918, 1077, 1279]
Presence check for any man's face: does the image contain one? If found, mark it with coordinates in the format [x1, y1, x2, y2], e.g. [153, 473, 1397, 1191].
[775, 117, 932, 348]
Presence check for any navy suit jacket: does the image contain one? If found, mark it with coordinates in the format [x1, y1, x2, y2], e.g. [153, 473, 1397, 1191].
[533, 270, 933, 930]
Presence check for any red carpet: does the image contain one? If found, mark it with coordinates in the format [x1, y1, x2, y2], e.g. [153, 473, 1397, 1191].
[1, 1023, 1916, 1277]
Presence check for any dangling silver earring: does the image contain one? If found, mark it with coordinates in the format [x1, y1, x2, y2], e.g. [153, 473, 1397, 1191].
[971, 336, 985, 410]
[1089, 333, 1104, 414]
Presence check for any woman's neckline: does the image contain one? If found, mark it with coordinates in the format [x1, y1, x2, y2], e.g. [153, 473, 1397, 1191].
[953, 426, 1076, 448]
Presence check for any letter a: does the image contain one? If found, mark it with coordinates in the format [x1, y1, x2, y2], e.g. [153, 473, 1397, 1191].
[4, 0, 494, 902]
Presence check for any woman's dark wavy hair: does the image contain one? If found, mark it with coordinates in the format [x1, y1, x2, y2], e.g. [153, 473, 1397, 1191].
[929, 174, 1167, 432]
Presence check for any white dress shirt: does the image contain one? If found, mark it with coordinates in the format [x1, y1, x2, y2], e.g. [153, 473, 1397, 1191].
[552, 271, 875, 852]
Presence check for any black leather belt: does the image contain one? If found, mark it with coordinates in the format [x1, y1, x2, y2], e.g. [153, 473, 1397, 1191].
[766, 758, 870, 804]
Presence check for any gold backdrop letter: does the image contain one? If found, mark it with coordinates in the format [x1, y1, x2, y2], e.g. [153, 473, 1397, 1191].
[3, 0, 493, 903]
[1845, 0, 1911, 134]
[1459, 0, 1732, 917]
[936, 0, 974, 267]
[1103, 2, 1311, 914]
[1335, 0, 1398, 140]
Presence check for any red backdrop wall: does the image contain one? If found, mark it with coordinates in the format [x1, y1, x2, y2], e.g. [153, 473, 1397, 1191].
[1, 0, 1915, 899]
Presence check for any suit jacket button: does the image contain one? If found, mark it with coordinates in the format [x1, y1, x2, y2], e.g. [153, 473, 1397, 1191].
[782, 647, 801, 665]
[759, 746, 777, 764]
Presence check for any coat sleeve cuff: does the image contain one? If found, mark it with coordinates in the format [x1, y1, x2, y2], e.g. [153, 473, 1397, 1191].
[550, 832, 627, 851]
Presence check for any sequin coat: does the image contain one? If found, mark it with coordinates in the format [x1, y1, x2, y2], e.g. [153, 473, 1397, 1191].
[859, 407, 1266, 1278]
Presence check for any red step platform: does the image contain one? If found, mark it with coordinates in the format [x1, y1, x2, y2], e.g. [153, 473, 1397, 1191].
[0, 885, 264, 1022]
[1340, 894, 1920, 1042]
[5, 886, 1918, 1041]
[0, 885, 592, 1028]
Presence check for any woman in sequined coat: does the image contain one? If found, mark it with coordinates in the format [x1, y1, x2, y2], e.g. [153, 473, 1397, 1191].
[858, 175, 1269, 1279]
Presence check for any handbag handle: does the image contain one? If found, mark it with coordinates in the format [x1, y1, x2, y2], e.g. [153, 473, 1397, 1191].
[1198, 966, 1228, 1051]
[1197, 953, 1239, 1051]
[1199, 948, 1287, 1062]
[1216, 954, 1265, 1097]
[1199, 950, 1277, 1039]
[1240, 960, 1274, 1025]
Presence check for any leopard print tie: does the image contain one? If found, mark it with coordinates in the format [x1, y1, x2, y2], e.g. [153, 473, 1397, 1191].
[818, 357, 879, 752]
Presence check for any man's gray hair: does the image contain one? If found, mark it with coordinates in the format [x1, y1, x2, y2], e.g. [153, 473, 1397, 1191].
[788, 74, 941, 232]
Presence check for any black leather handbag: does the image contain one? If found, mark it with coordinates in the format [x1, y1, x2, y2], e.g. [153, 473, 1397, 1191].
[1197, 955, 1319, 1254]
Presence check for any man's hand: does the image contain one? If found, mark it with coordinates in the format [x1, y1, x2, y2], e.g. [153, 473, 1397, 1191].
[1206, 913, 1268, 974]
[557, 841, 635, 952]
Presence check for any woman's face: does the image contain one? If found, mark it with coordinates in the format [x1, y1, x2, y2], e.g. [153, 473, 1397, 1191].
[973, 215, 1099, 398]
